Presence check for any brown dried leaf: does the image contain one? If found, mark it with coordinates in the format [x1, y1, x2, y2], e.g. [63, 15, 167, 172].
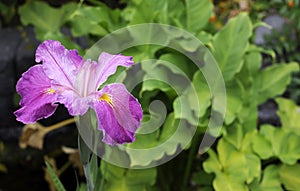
[62, 146, 84, 176]
[19, 123, 47, 149]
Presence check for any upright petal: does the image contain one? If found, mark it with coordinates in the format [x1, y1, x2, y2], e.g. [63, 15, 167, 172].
[94, 53, 134, 89]
[35, 40, 83, 90]
[14, 65, 58, 123]
[91, 83, 142, 145]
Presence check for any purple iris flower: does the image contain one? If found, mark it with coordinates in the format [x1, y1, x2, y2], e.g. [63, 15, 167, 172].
[14, 40, 142, 145]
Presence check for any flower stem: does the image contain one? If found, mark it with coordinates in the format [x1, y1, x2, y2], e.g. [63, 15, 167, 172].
[45, 118, 75, 133]
[181, 128, 202, 191]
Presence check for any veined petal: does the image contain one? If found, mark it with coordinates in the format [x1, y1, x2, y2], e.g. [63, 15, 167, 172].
[91, 83, 142, 145]
[93, 101, 135, 145]
[35, 40, 83, 90]
[56, 90, 91, 116]
[14, 65, 58, 123]
[94, 52, 134, 89]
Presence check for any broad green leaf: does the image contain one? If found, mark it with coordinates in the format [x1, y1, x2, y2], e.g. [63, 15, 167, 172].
[126, 113, 194, 167]
[203, 149, 222, 174]
[174, 71, 210, 126]
[166, 0, 185, 26]
[69, 6, 123, 37]
[18, 1, 76, 37]
[238, 51, 262, 89]
[213, 173, 249, 191]
[252, 133, 273, 160]
[250, 165, 282, 191]
[224, 123, 243, 150]
[279, 164, 300, 191]
[101, 161, 157, 191]
[141, 59, 190, 99]
[128, 0, 168, 24]
[212, 13, 252, 81]
[185, 0, 213, 33]
[224, 81, 243, 124]
[244, 153, 261, 183]
[159, 53, 195, 79]
[259, 125, 300, 165]
[204, 137, 261, 191]
[217, 139, 248, 181]
[276, 98, 300, 136]
[45, 162, 66, 191]
[255, 62, 299, 104]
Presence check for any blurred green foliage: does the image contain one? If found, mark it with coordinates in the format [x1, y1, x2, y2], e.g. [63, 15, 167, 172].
[13, 0, 300, 190]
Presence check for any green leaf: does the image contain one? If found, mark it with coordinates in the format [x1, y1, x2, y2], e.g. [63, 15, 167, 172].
[250, 165, 283, 191]
[203, 149, 222, 174]
[212, 13, 252, 81]
[258, 125, 300, 165]
[159, 53, 195, 79]
[213, 173, 248, 191]
[174, 71, 210, 126]
[126, 113, 194, 167]
[69, 5, 123, 37]
[217, 139, 248, 181]
[101, 161, 157, 191]
[279, 164, 300, 191]
[252, 133, 273, 160]
[18, 1, 76, 37]
[141, 58, 190, 98]
[45, 162, 66, 191]
[224, 81, 243, 124]
[276, 98, 300, 136]
[255, 62, 299, 104]
[224, 123, 243, 150]
[185, 0, 213, 33]
[128, 0, 168, 24]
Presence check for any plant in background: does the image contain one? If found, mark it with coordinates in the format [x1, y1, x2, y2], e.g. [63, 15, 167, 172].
[15, 0, 300, 191]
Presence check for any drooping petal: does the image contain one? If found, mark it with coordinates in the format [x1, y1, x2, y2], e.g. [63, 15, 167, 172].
[91, 83, 142, 145]
[14, 65, 58, 123]
[94, 53, 134, 89]
[35, 40, 83, 90]
[93, 101, 135, 145]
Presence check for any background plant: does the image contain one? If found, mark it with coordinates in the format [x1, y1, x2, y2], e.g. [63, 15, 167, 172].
[12, 0, 300, 190]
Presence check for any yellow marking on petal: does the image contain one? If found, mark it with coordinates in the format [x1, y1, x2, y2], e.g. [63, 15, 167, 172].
[99, 93, 113, 106]
[44, 88, 56, 94]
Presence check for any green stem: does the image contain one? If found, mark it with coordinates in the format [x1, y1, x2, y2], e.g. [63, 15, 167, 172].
[181, 128, 202, 191]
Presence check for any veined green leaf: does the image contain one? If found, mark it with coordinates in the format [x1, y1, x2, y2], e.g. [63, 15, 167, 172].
[212, 13, 252, 81]
[18, 1, 76, 34]
[276, 98, 300, 136]
[255, 62, 299, 104]
[45, 162, 66, 191]
[257, 125, 300, 165]
[279, 164, 300, 191]
[126, 113, 194, 167]
[101, 161, 157, 191]
[249, 165, 283, 191]
[185, 0, 213, 33]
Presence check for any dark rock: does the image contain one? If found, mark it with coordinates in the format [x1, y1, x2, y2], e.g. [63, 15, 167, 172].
[255, 14, 286, 45]
[0, 28, 22, 127]
[258, 99, 281, 126]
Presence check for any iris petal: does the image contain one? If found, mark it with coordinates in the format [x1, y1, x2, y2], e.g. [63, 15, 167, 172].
[94, 53, 134, 89]
[35, 40, 83, 90]
[91, 83, 142, 145]
[14, 65, 58, 123]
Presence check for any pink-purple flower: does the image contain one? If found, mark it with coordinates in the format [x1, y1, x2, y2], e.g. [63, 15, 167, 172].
[14, 40, 142, 145]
